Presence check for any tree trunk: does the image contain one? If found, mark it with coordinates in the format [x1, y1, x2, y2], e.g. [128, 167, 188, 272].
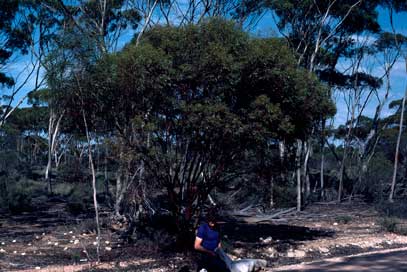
[320, 151, 325, 196]
[279, 140, 287, 183]
[45, 109, 64, 195]
[114, 141, 127, 217]
[296, 139, 303, 212]
[270, 176, 274, 209]
[337, 149, 347, 203]
[45, 147, 53, 194]
[303, 140, 311, 200]
[104, 146, 110, 203]
[319, 119, 326, 198]
[83, 111, 101, 262]
[45, 110, 55, 194]
[115, 169, 124, 217]
[389, 79, 407, 202]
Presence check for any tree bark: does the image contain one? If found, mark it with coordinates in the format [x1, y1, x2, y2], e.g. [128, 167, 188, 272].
[83, 111, 101, 262]
[135, 0, 159, 46]
[296, 139, 303, 212]
[45, 109, 64, 194]
[390, 74, 407, 202]
[104, 146, 110, 201]
[270, 176, 274, 209]
[115, 168, 124, 217]
[303, 140, 311, 200]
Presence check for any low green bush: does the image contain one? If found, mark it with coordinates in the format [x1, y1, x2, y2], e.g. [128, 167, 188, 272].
[379, 216, 407, 235]
[8, 189, 34, 214]
[379, 217, 398, 233]
[0, 179, 43, 214]
[65, 185, 92, 215]
[379, 201, 407, 219]
[336, 215, 352, 224]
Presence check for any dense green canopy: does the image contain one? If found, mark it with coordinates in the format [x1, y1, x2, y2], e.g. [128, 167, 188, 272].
[58, 18, 335, 229]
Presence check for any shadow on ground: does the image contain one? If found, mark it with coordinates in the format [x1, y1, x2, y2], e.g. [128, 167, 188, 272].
[221, 222, 334, 244]
[278, 249, 407, 272]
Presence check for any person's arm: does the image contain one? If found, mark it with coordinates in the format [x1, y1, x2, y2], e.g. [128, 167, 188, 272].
[194, 237, 216, 256]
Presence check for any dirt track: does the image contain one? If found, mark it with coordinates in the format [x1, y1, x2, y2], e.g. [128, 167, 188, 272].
[273, 247, 407, 271]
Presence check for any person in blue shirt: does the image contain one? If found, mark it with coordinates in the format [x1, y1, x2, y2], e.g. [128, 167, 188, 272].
[194, 211, 230, 272]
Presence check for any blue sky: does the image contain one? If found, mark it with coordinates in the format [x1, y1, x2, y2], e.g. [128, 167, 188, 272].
[252, 8, 407, 127]
[2, 6, 407, 128]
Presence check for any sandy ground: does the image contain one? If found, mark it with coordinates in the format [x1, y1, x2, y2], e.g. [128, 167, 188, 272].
[273, 247, 407, 271]
[1, 199, 407, 271]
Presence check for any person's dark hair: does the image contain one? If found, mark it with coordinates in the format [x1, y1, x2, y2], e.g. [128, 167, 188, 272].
[206, 207, 218, 223]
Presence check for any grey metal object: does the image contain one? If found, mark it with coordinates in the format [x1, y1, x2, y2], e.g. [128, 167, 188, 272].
[216, 248, 267, 272]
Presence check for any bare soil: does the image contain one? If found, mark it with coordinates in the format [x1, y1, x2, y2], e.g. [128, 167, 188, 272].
[1, 199, 407, 272]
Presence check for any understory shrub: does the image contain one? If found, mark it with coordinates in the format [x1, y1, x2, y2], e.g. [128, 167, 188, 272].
[378, 201, 407, 219]
[379, 216, 407, 235]
[4, 180, 40, 214]
[66, 185, 92, 215]
[336, 215, 352, 224]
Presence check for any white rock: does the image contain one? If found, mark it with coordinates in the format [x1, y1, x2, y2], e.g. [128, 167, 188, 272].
[287, 251, 295, 258]
[93, 242, 98, 246]
[333, 222, 338, 226]
[35, 236, 40, 239]
[266, 247, 276, 256]
[105, 246, 112, 251]
[63, 233, 67, 236]
[21, 252, 26, 256]
[13, 251, 17, 254]
[287, 250, 306, 258]
[63, 247, 68, 251]
[117, 244, 121, 248]
[0, 248, 6, 253]
[42, 233, 45, 236]
[12, 240, 16, 243]
[35, 267, 41, 270]
[70, 240, 74, 243]
[69, 231, 73, 234]
[47, 241, 52, 245]
[28, 243, 32, 246]
[319, 247, 329, 253]
[72, 236, 76, 239]
[74, 240, 79, 245]
[105, 241, 110, 244]
[294, 250, 306, 258]
[80, 258, 88, 262]
[1, 242, 5, 245]
[262, 237, 273, 243]
[54, 243, 59, 246]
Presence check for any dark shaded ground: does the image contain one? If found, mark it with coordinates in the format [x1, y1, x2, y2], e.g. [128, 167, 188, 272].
[220, 222, 335, 266]
[274, 248, 407, 271]
[221, 222, 334, 243]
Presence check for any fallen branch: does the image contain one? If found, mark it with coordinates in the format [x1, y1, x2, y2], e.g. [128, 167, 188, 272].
[232, 207, 297, 223]
[252, 207, 297, 223]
